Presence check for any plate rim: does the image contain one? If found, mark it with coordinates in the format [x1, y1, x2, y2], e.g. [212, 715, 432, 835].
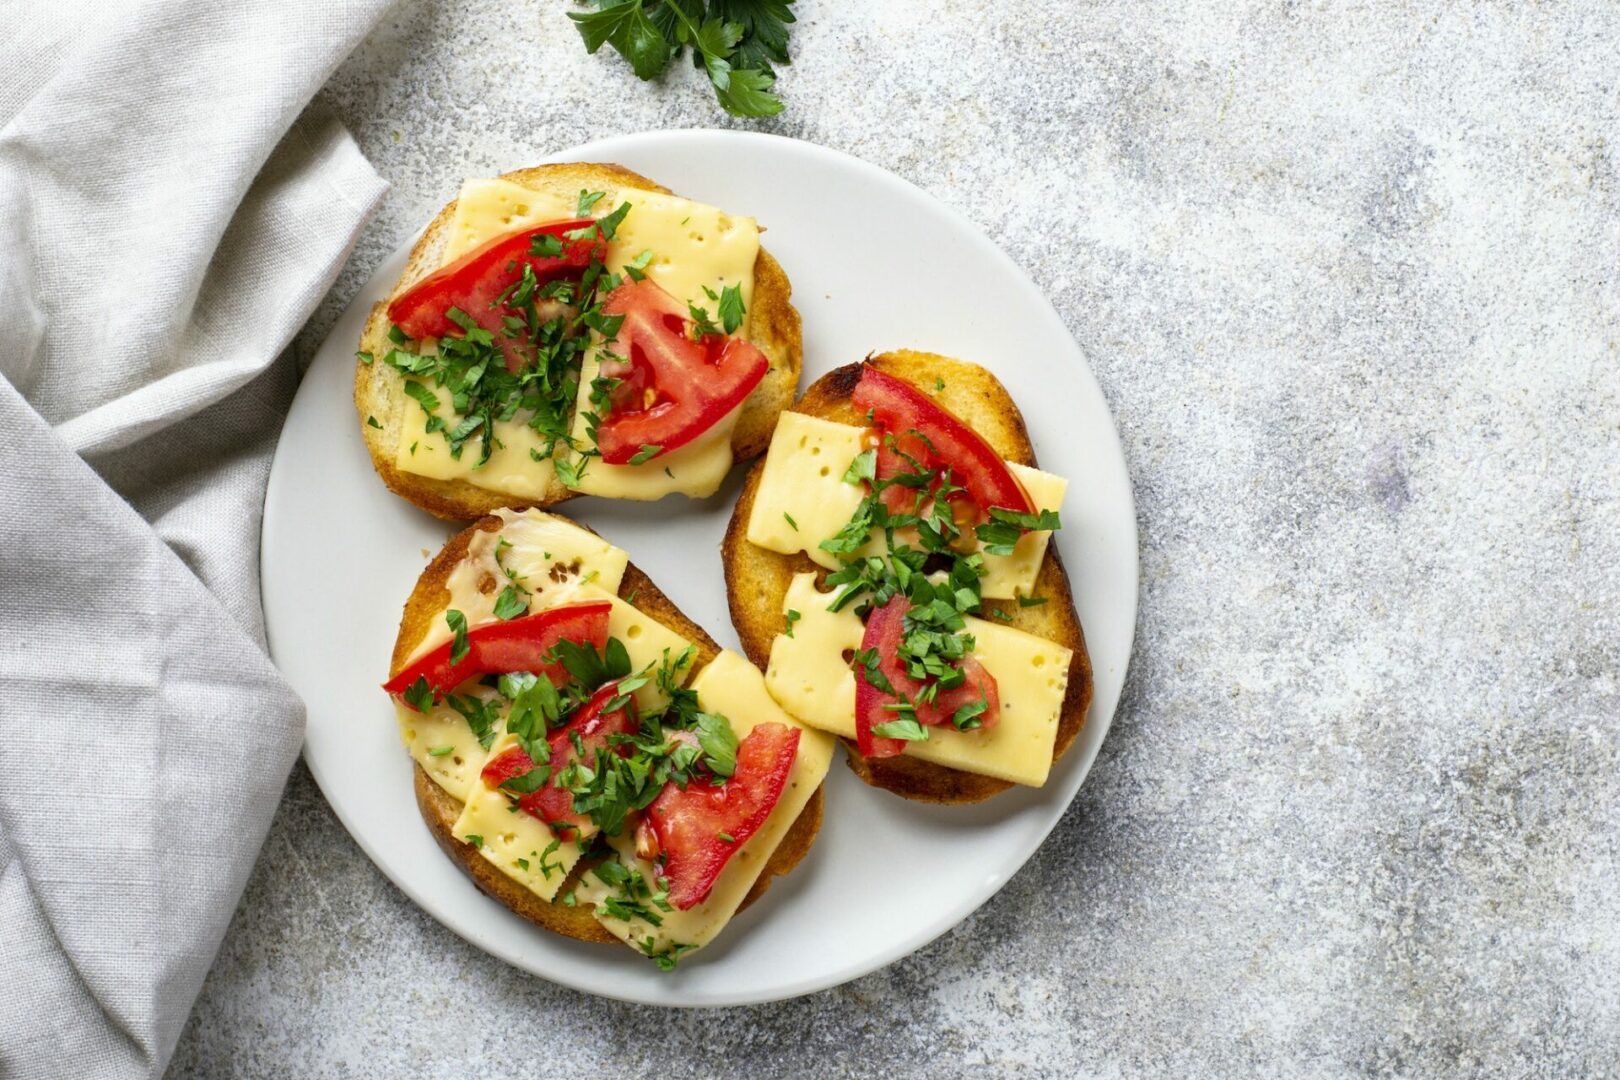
[262, 127, 1139, 1006]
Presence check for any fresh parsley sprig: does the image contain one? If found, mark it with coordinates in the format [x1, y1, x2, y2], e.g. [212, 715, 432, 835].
[568, 1, 795, 118]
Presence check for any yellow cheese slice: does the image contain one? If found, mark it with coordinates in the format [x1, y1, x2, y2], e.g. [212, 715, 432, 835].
[442, 178, 578, 261]
[744, 412, 867, 553]
[450, 731, 585, 903]
[394, 686, 498, 802]
[744, 412, 1066, 599]
[397, 176, 761, 499]
[764, 573, 1072, 787]
[576, 650, 834, 958]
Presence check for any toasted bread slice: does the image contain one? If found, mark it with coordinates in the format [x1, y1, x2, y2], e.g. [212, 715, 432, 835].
[357, 162, 803, 520]
[722, 351, 1095, 804]
[392, 516, 825, 943]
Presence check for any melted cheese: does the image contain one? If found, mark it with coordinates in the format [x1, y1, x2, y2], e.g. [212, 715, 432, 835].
[744, 412, 1067, 599]
[398, 176, 761, 499]
[765, 574, 1072, 787]
[576, 651, 834, 955]
[451, 731, 585, 902]
[397, 509, 686, 796]
[407, 509, 629, 660]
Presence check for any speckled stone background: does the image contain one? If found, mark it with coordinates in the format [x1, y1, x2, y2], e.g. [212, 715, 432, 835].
[168, 2, 1620, 1076]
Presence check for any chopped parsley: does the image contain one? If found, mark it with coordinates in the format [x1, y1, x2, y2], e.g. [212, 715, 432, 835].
[445, 609, 470, 666]
[538, 838, 565, 880]
[382, 206, 636, 469]
[624, 248, 654, 282]
[628, 444, 663, 466]
[494, 585, 529, 621]
[870, 718, 928, 742]
[403, 675, 434, 713]
[975, 507, 1063, 557]
[426, 745, 455, 757]
[784, 608, 800, 638]
[812, 427, 1064, 724]
[695, 712, 739, 778]
[783, 511, 798, 531]
[717, 283, 745, 335]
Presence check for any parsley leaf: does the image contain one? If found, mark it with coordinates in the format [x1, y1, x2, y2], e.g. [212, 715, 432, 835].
[624, 248, 655, 282]
[843, 448, 877, 485]
[576, 189, 606, 215]
[447, 693, 501, 749]
[494, 585, 529, 621]
[695, 713, 738, 778]
[784, 608, 800, 638]
[717, 282, 745, 334]
[500, 766, 552, 795]
[975, 507, 1062, 556]
[712, 66, 782, 116]
[403, 675, 435, 713]
[445, 610, 470, 666]
[871, 718, 928, 742]
[628, 444, 663, 465]
[569, 0, 671, 78]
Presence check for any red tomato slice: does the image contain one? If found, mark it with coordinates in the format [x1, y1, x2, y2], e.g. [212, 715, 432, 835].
[593, 280, 768, 464]
[386, 219, 604, 373]
[478, 679, 638, 835]
[384, 601, 611, 705]
[852, 365, 1033, 523]
[647, 722, 801, 910]
[854, 596, 1001, 759]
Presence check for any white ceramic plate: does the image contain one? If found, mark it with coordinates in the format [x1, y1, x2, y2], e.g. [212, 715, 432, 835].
[262, 130, 1137, 1006]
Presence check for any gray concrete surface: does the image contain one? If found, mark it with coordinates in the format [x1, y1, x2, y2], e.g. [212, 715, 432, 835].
[170, 1, 1620, 1075]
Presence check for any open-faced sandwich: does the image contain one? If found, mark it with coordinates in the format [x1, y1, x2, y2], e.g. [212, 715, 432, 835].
[386, 508, 832, 967]
[724, 351, 1094, 804]
[356, 164, 802, 518]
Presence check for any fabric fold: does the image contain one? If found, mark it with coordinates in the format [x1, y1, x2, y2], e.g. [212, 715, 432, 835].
[0, 0, 396, 1076]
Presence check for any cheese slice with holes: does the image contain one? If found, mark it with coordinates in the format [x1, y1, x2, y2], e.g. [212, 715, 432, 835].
[764, 573, 1072, 787]
[575, 651, 834, 957]
[744, 411, 1066, 599]
[450, 731, 585, 902]
[395, 176, 762, 499]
